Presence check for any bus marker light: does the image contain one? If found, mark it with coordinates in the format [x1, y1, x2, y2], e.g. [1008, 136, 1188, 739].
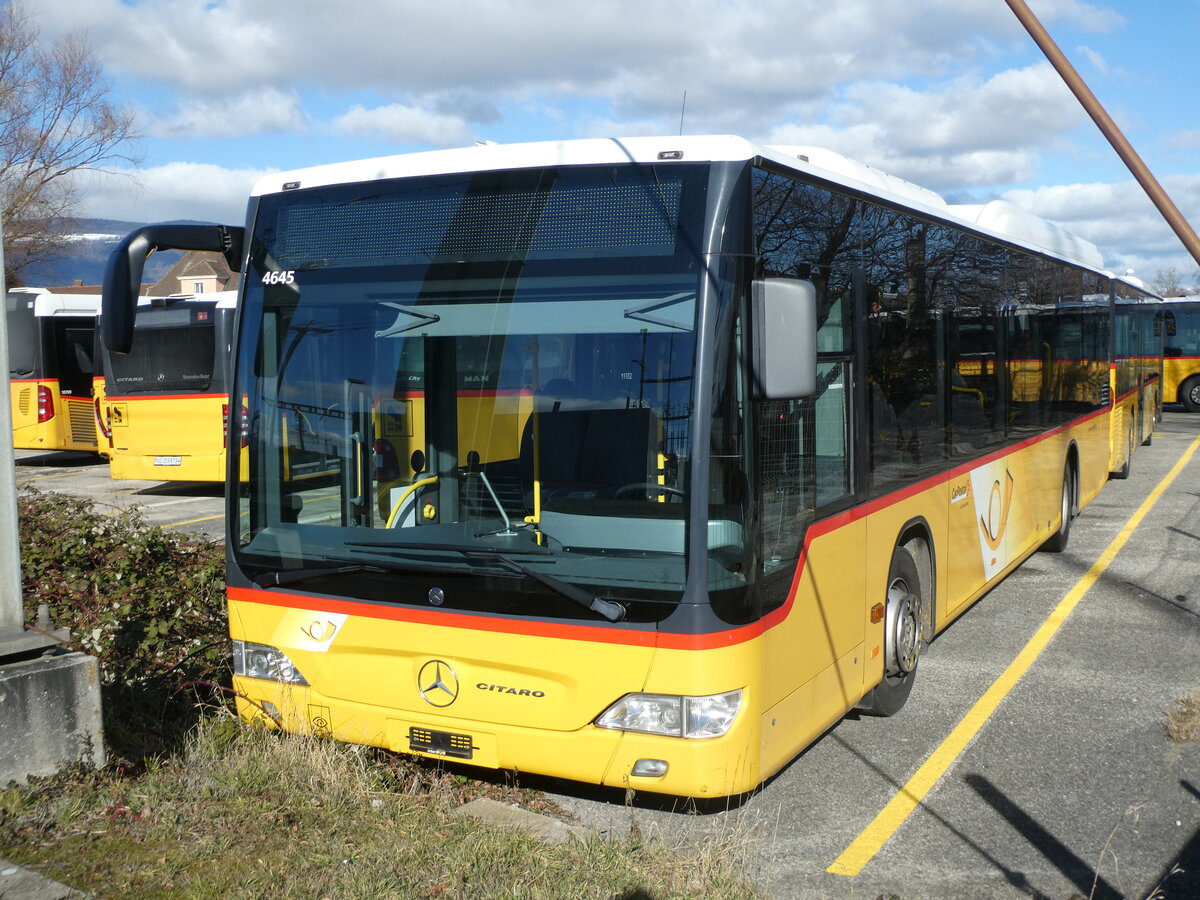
[631, 759, 669, 778]
[870, 603, 884, 623]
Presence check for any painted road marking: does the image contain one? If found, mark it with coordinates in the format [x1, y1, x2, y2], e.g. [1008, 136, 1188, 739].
[162, 513, 225, 529]
[15, 470, 84, 481]
[828, 433, 1200, 878]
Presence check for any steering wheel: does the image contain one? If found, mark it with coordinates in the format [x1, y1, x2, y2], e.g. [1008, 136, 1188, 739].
[614, 483, 686, 501]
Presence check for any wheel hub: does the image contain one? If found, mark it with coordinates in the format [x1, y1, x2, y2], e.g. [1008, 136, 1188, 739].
[885, 581, 920, 676]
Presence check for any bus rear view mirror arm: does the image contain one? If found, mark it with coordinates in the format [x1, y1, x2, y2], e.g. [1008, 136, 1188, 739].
[102, 223, 245, 354]
[751, 277, 818, 399]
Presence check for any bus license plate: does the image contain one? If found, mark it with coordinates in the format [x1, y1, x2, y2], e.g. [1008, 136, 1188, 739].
[409, 726, 474, 760]
[153, 456, 183, 466]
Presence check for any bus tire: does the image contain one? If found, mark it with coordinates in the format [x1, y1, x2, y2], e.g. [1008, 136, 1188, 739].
[859, 546, 922, 717]
[1182, 376, 1200, 413]
[1042, 464, 1073, 553]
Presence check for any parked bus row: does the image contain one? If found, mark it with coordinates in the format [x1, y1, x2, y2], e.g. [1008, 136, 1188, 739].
[96, 136, 1187, 800]
[6, 287, 236, 481]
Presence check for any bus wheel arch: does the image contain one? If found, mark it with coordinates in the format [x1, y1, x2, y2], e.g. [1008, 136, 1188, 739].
[859, 525, 933, 717]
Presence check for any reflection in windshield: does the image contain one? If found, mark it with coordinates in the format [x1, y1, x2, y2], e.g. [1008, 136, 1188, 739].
[234, 164, 718, 613]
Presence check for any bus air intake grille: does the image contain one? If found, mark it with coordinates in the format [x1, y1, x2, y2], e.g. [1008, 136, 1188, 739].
[68, 401, 98, 445]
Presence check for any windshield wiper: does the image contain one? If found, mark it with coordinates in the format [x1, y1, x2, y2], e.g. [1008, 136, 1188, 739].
[252, 560, 441, 588]
[465, 548, 626, 623]
[328, 542, 625, 622]
[345, 540, 551, 556]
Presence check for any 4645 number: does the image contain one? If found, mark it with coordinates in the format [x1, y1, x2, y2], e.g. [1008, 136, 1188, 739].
[261, 270, 296, 285]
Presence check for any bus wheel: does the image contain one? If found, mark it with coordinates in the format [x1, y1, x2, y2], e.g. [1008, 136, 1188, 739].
[1042, 464, 1073, 553]
[860, 546, 922, 717]
[1183, 376, 1200, 413]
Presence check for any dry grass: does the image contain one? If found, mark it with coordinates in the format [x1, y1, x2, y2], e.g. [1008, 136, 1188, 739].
[1165, 688, 1200, 743]
[0, 716, 761, 899]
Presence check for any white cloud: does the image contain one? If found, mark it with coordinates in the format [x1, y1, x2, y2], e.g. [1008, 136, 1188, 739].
[1003, 175, 1200, 278]
[760, 63, 1081, 193]
[72, 163, 270, 224]
[1074, 44, 1110, 76]
[330, 104, 474, 146]
[29, 0, 1121, 138]
[148, 88, 309, 139]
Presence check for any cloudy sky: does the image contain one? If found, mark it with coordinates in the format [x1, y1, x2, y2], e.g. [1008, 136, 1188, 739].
[26, 0, 1200, 287]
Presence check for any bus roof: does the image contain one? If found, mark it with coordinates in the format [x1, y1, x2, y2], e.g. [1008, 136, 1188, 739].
[7, 288, 101, 318]
[133, 290, 239, 310]
[249, 134, 1105, 272]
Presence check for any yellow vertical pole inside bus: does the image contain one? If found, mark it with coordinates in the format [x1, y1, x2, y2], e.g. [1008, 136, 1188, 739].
[523, 337, 542, 528]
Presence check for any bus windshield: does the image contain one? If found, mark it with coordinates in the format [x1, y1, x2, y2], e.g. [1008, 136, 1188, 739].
[233, 163, 712, 619]
[5, 292, 37, 378]
[103, 302, 224, 395]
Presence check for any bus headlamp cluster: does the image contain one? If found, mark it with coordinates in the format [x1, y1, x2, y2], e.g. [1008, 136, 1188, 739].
[232, 640, 308, 685]
[596, 690, 742, 739]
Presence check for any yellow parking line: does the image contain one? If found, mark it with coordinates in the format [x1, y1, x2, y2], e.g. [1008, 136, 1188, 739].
[163, 513, 224, 529]
[828, 433, 1200, 878]
[16, 470, 81, 481]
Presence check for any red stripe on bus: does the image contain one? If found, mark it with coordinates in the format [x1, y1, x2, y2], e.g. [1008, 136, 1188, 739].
[106, 392, 228, 401]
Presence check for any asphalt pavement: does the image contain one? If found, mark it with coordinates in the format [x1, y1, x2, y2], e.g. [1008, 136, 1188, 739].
[13, 450, 224, 542]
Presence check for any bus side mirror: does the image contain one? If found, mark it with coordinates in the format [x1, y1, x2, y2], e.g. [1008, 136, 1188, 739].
[102, 223, 245, 354]
[751, 277, 817, 399]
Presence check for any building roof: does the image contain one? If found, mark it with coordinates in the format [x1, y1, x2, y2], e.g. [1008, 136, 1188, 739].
[148, 250, 241, 296]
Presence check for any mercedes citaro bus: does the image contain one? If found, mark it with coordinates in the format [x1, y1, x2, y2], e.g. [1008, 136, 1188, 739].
[94, 291, 237, 481]
[101, 136, 1159, 798]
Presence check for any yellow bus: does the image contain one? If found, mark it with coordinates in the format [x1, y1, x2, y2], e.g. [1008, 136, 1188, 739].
[1110, 289, 1163, 477]
[94, 291, 237, 481]
[1161, 297, 1200, 412]
[6, 288, 100, 452]
[103, 137, 1159, 798]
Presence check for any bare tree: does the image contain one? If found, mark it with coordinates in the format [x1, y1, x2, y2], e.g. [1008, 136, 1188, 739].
[1152, 267, 1183, 297]
[0, 1, 140, 285]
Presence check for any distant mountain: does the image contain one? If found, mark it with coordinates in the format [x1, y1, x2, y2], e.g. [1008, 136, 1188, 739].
[15, 219, 185, 288]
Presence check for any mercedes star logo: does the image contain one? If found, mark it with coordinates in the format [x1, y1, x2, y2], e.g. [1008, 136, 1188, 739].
[418, 659, 459, 707]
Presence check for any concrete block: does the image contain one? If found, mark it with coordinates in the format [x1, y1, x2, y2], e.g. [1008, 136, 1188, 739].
[453, 797, 595, 844]
[0, 652, 105, 785]
[0, 857, 98, 899]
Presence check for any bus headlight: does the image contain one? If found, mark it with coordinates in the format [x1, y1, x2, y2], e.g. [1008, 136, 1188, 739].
[232, 640, 309, 685]
[595, 689, 742, 739]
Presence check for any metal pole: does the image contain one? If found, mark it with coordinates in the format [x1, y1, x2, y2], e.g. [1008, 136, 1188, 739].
[0, 226, 25, 633]
[1005, 0, 1200, 268]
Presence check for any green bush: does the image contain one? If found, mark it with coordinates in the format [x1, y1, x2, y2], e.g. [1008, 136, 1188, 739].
[17, 490, 230, 763]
